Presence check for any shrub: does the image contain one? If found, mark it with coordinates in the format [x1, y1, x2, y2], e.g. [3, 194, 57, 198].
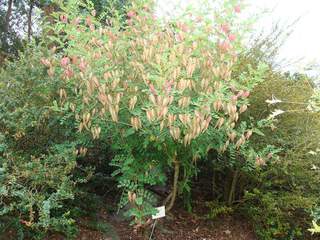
[0, 45, 92, 239]
[42, 0, 273, 226]
[236, 52, 320, 239]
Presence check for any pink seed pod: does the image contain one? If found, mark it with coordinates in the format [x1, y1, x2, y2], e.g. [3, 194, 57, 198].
[60, 15, 68, 23]
[127, 10, 136, 18]
[64, 67, 74, 78]
[228, 34, 236, 42]
[179, 23, 189, 32]
[86, 16, 92, 26]
[149, 83, 157, 96]
[60, 57, 70, 67]
[231, 95, 238, 102]
[165, 81, 173, 95]
[242, 90, 250, 98]
[235, 5, 241, 13]
[219, 41, 230, 52]
[79, 60, 87, 72]
[237, 90, 244, 98]
[221, 23, 230, 33]
[71, 56, 78, 64]
[72, 17, 80, 25]
[40, 58, 50, 67]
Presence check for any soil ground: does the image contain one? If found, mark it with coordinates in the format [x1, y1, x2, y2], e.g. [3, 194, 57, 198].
[45, 205, 257, 240]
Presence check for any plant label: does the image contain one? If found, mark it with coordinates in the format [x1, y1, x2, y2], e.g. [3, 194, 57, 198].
[152, 206, 165, 219]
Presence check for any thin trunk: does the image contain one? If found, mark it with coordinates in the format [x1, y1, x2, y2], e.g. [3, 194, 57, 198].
[166, 155, 179, 212]
[227, 170, 239, 206]
[4, 0, 13, 34]
[27, 1, 34, 41]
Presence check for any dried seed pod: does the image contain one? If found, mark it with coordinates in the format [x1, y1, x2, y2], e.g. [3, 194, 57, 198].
[178, 96, 191, 108]
[213, 99, 223, 111]
[149, 94, 157, 105]
[47, 67, 54, 77]
[202, 116, 212, 132]
[214, 81, 222, 90]
[228, 131, 237, 142]
[129, 96, 137, 110]
[59, 88, 67, 99]
[98, 92, 108, 106]
[179, 114, 190, 126]
[255, 157, 266, 166]
[131, 116, 141, 130]
[107, 94, 113, 104]
[235, 138, 243, 149]
[70, 103, 76, 112]
[184, 134, 192, 146]
[109, 106, 118, 122]
[201, 78, 209, 89]
[177, 79, 187, 91]
[79, 147, 88, 156]
[172, 67, 181, 80]
[167, 114, 176, 126]
[160, 120, 165, 131]
[163, 97, 170, 106]
[146, 109, 156, 122]
[161, 106, 168, 118]
[215, 117, 225, 129]
[128, 191, 136, 203]
[169, 127, 181, 140]
[246, 130, 253, 140]
[226, 103, 237, 115]
[239, 104, 248, 113]
[104, 72, 111, 80]
[40, 58, 51, 67]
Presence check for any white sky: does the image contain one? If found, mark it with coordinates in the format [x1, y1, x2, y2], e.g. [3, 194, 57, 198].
[156, 0, 320, 73]
[250, 0, 320, 72]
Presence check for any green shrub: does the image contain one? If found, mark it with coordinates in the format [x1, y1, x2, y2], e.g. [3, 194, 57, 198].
[0, 45, 92, 238]
[0, 143, 80, 239]
[42, 0, 273, 226]
[236, 51, 320, 239]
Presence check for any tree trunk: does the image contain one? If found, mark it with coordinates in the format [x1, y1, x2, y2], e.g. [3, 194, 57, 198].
[165, 155, 180, 212]
[4, 0, 13, 35]
[1, 0, 13, 48]
[27, 1, 34, 41]
[227, 170, 239, 206]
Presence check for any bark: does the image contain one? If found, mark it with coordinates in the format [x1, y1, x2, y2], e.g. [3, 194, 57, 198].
[27, 1, 34, 41]
[4, 0, 13, 35]
[227, 170, 239, 206]
[165, 155, 180, 212]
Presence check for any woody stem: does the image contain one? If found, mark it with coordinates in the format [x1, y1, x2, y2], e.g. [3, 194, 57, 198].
[166, 155, 180, 212]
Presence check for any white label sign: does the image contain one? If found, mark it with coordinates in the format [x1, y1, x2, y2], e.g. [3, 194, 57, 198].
[152, 206, 166, 219]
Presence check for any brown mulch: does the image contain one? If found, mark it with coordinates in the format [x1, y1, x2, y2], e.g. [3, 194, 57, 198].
[108, 208, 256, 240]
[2, 211, 256, 240]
